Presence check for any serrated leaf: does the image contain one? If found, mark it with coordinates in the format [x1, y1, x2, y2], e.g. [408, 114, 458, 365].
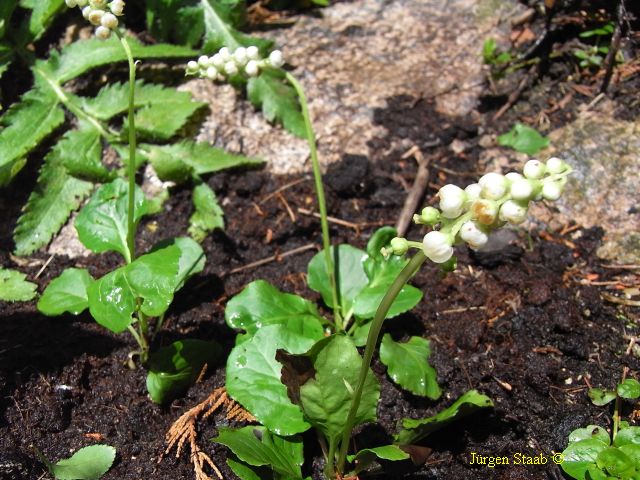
[13, 130, 94, 256]
[149, 236, 206, 290]
[75, 178, 150, 263]
[497, 123, 550, 155]
[146, 0, 204, 47]
[40, 36, 196, 85]
[215, 426, 303, 479]
[38, 268, 93, 316]
[189, 182, 225, 241]
[49, 444, 116, 480]
[0, 2, 18, 39]
[226, 324, 321, 436]
[247, 69, 306, 138]
[299, 335, 380, 452]
[145, 141, 263, 183]
[0, 268, 37, 302]
[379, 335, 441, 399]
[0, 86, 64, 186]
[395, 390, 494, 445]
[128, 97, 207, 141]
[146, 339, 221, 404]
[307, 245, 369, 318]
[225, 280, 325, 339]
[87, 244, 181, 333]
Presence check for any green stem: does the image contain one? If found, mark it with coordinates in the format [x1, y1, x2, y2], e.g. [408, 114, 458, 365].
[336, 251, 428, 474]
[325, 439, 337, 479]
[285, 72, 342, 328]
[116, 29, 138, 264]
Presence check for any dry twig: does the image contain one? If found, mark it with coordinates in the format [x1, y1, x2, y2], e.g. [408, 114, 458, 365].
[395, 146, 432, 238]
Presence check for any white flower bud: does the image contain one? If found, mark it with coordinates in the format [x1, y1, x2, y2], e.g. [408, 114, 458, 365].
[186, 60, 199, 74]
[247, 45, 260, 60]
[101, 12, 118, 29]
[459, 221, 488, 250]
[438, 184, 466, 219]
[505, 172, 523, 182]
[479, 172, 508, 200]
[471, 199, 498, 225]
[88, 9, 105, 25]
[464, 183, 482, 202]
[77, 0, 88, 6]
[90, 0, 107, 8]
[523, 159, 547, 179]
[198, 55, 211, 68]
[422, 231, 454, 263]
[218, 47, 231, 61]
[210, 53, 224, 68]
[95, 25, 111, 39]
[269, 50, 284, 68]
[224, 61, 238, 76]
[546, 157, 566, 174]
[499, 200, 528, 224]
[541, 181, 563, 201]
[233, 47, 247, 65]
[109, 0, 124, 15]
[206, 67, 218, 80]
[245, 60, 260, 77]
[510, 178, 534, 201]
[82, 6, 91, 18]
[65, 0, 78, 8]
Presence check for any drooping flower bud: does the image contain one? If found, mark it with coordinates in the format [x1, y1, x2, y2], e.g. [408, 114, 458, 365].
[464, 183, 482, 202]
[471, 199, 499, 225]
[545, 157, 567, 175]
[247, 46, 260, 60]
[233, 47, 248, 66]
[459, 221, 488, 250]
[438, 184, 466, 219]
[198, 55, 210, 68]
[66, 0, 78, 8]
[95, 25, 111, 39]
[422, 231, 454, 263]
[245, 60, 260, 77]
[219, 47, 231, 61]
[479, 172, 508, 200]
[224, 61, 238, 76]
[541, 181, 563, 201]
[510, 178, 534, 202]
[499, 200, 528, 224]
[88, 9, 105, 25]
[186, 60, 199, 75]
[101, 12, 118, 29]
[109, 0, 124, 15]
[269, 50, 284, 68]
[523, 159, 546, 179]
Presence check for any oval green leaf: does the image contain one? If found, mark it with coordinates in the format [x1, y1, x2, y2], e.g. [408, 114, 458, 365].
[617, 379, 640, 400]
[588, 388, 617, 406]
[50, 444, 116, 480]
[568, 425, 610, 446]
[614, 427, 640, 447]
[38, 268, 93, 316]
[561, 439, 609, 480]
[596, 447, 634, 477]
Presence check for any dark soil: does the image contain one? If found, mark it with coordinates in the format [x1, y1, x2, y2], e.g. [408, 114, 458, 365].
[2, 2, 640, 480]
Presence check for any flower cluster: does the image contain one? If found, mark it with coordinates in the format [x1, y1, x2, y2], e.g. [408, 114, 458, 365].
[384, 158, 572, 264]
[186, 46, 284, 81]
[65, 0, 125, 40]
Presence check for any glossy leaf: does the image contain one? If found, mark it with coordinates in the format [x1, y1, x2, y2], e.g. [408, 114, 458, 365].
[568, 426, 610, 446]
[226, 324, 321, 436]
[617, 379, 640, 400]
[145, 141, 263, 184]
[497, 123, 550, 155]
[247, 69, 306, 138]
[75, 178, 150, 263]
[0, 268, 37, 302]
[146, 339, 220, 404]
[588, 388, 617, 406]
[379, 335, 440, 399]
[299, 335, 380, 450]
[596, 447, 634, 477]
[226, 455, 268, 480]
[189, 182, 224, 241]
[614, 427, 640, 447]
[215, 426, 303, 479]
[561, 439, 609, 480]
[395, 390, 494, 445]
[347, 445, 410, 473]
[38, 268, 93, 316]
[48, 444, 116, 480]
[225, 280, 325, 338]
[618, 444, 640, 470]
[307, 245, 369, 318]
[148, 237, 206, 291]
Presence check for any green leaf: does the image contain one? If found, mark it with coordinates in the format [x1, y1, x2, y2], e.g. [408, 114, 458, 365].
[596, 447, 634, 477]
[215, 426, 303, 479]
[379, 335, 441, 399]
[226, 324, 321, 436]
[562, 439, 609, 480]
[38, 268, 93, 316]
[49, 444, 116, 480]
[307, 245, 369, 318]
[225, 280, 325, 338]
[0, 1, 18, 39]
[41, 36, 196, 85]
[395, 390, 494, 445]
[568, 426, 611, 446]
[189, 182, 225, 241]
[145, 141, 263, 184]
[75, 178, 150, 263]
[129, 98, 207, 141]
[617, 379, 640, 400]
[146, 339, 221, 404]
[0, 268, 37, 302]
[0, 86, 64, 186]
[22, 0, 65, 42]
[299, 335, 380, 450]
[347, 445, 410, 473]
[156, 236, 206, 290]
[247, 69, 306, 138]
[87, 244, 182, 333]
[614, 427, 640, 447]
[146, 0, 204, 47]
[0, 42, 13, 80]
[59, 127, 112, 183]
[497, 123, 550, 155]
[226, 455, 270, 480]
[13, 129, 96, 255]
[588, 388, 617, 406]
[618, 444, 640, 470]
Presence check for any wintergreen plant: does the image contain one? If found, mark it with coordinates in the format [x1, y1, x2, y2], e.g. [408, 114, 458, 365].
[35, 444, 116, 480]
[562, 376, 640, 479]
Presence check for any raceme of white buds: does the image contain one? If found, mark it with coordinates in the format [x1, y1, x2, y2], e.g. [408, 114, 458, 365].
[186, 46, 285, 81]
[383, 158, 572, 264]
[66, 0, 125, 40]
